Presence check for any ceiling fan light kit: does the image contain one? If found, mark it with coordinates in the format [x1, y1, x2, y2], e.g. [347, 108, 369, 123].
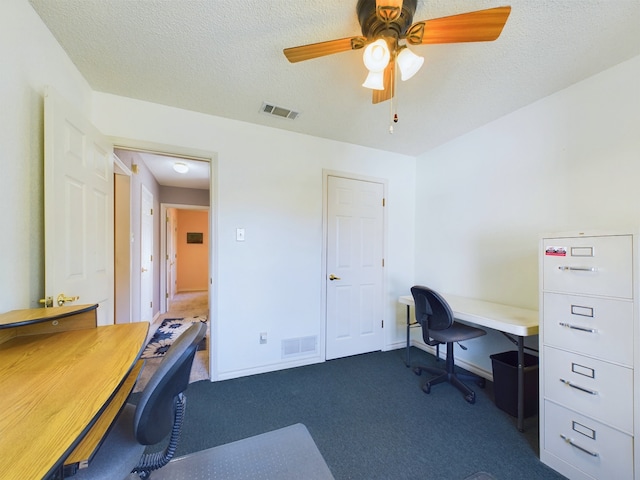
[362, 38, 391, 72]
[396, 46, 424, 81]
[362, 70, 385, 90]
[284, 0, 511, 126]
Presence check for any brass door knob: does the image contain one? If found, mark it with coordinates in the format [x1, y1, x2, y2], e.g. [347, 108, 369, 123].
[329, 274, 341, 281]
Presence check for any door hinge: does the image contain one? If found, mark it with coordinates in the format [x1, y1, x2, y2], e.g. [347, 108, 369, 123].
[150, 255, 153, 262]
[150, 301, 153, 308]
[382, 198, 385, 207]
[165, 293, 169, 299]
[382, 258, 384, 267]
[150, 208, 153, 215]
[381, 320, 384, 328]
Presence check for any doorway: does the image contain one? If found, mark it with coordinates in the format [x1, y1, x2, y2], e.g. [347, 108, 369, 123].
[161, 205, 210, 313]
[112, 147, 212, 341]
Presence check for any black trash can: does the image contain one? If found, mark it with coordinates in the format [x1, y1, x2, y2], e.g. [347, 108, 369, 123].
[490, 350, 539, 418]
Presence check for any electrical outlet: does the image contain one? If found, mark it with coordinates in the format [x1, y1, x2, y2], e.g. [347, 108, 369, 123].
[260, 332, 267, 344]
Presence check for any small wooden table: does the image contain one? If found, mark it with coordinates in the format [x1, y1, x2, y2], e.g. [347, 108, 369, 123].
[399, 294, 538, 432]
[0, 305, 148, 480]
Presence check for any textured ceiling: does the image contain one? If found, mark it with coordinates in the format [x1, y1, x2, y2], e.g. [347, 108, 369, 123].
[29, 0, 640, 158]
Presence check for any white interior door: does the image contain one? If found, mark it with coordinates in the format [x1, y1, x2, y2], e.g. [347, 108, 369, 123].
[169, 208, 178, 300]
[325, 175, 384, 360]
[140, 185, 154, 322]
[44, 87, 114, 326]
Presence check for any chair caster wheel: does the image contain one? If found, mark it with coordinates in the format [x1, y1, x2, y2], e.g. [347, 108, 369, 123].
[422, 383, 431, 394]
[465, 393, 476, 404]
[413, 367, 422, 376]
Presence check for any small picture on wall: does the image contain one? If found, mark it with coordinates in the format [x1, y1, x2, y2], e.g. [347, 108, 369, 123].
[186, 232, 203, 244]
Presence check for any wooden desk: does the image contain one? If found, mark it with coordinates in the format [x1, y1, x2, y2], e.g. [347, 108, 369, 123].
[398, 294, 538, 431]
[0, 305, 148, 480]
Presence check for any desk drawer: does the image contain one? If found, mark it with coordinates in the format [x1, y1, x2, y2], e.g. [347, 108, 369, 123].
[542, 235, 632, 298]
[543, 346, 633, 433]
[543, 293, 633, 366]
[543, 401, 633, 480]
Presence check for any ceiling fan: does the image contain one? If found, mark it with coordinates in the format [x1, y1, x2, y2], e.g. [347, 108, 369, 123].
[284, 0, 511, 104]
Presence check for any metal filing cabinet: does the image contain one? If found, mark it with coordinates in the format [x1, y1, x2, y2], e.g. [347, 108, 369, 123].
[539, 231, 638, 480]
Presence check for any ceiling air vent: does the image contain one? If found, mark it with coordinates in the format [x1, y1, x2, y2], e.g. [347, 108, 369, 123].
[260, 102, 300, 120]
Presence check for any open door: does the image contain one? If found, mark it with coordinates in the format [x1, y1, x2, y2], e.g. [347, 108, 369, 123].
[44, 87, 114, 325]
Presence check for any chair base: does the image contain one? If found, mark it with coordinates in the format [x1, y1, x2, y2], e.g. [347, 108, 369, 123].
[413, 341, 486, 404]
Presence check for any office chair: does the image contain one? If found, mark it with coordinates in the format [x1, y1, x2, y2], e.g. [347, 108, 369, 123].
[411, 286, 486, 404]
[71, 321, 207, 480]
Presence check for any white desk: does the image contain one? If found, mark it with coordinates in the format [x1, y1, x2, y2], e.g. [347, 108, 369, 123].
[398, 294, 538, 431]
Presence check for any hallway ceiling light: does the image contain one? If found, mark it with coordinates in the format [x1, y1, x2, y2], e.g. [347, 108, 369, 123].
[173, 162, 189, 174]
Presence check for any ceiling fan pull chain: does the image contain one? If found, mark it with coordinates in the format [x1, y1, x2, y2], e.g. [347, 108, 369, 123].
[389, 60, 399, 134]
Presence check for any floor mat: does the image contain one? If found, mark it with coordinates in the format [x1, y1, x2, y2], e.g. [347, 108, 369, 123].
[149, 423, 334, 479]
[464, 472, 497, 480]
[141, 316, 207, 358]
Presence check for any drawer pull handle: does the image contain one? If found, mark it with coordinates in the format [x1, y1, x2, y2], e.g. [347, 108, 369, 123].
[560, 434, 599, 457]
[558, 266, 597, 272]
[558, 322, 597, 333]
[559, 378, 598, 395]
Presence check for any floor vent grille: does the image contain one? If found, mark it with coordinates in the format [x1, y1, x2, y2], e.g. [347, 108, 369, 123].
[282, 336, 317, 358]
[260, 102, 300, 120]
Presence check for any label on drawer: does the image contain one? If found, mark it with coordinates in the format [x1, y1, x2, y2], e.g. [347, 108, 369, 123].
[571, 363, 595, 379]
[545, 246, 567, 256]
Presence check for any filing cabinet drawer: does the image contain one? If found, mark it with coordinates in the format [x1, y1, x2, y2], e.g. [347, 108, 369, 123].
[543, 292, 634, 366]
[543, 346, 633, 433]
[542, 235, 632, 298]
[544, 400, 633, 480]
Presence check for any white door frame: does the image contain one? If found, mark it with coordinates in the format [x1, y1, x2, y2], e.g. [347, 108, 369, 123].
[321, 169, 388, 360]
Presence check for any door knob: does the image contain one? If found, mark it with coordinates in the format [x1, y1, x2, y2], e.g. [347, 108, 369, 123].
[141, 267, 148, 272]
[57, 293, 79, 307]
[329, 274, 341, 281]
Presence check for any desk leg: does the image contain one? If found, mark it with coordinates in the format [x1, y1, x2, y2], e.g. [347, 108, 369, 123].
[517, 336, 525, 432]
[405, 305, 411, 367]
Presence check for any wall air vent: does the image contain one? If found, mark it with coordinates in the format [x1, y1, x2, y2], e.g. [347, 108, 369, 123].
[260, 102, 300, 120]
[282, 336, 317, 358]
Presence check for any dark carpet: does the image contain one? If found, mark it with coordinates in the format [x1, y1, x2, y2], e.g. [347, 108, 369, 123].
[142, 348, 566, 480]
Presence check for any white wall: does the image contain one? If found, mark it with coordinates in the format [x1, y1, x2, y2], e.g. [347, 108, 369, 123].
[91, 95, 416, 380]
[0, 0, 94, 311]
[14, 0, 636, 384]
[414, 55, 640, 374]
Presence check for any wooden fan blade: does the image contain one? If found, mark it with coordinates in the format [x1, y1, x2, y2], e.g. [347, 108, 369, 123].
[284, 36, 366, 63]
[372, 61, 395, 104]
[406, 6, 511, 45]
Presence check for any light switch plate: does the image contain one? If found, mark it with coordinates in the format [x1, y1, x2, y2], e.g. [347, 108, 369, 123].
[236, 228, 245, 241]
